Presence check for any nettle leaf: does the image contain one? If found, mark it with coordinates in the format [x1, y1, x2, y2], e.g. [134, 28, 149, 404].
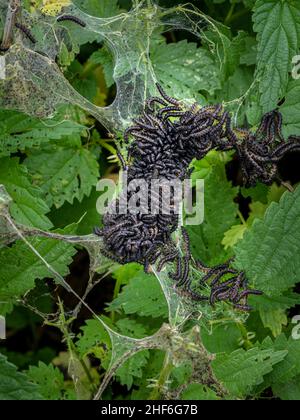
[151, 39, 221, 99]
[0, 353, 43, 400]
[222, 224, 247, 250]
[201, 323, 243, 354]
[27, 362, 65, 400]
[253, 0, 300, 112]
[76, 318, 111, 361]
[241, 183, 269, 204]
[39, 1, 71, 16]
[49, 187, 101, 235]
[248, 291, 299, 338]
[108, 272, 168, 319]
[76, 317, 149, 390]
[0, 157, 52, 229]
[131, 350, 165, 400]
[93, 38, 221, 100]
[74, 0, 121, 18]
[25, 143, 99, 208]
[115, 318, 148, 339]
[272, 375, 300, 400]
[262, 335, 300, 387]
[240, 36, 257, 66]
[280, 79, 300, 137]
[221, 31, 249, 81]
[212, 347, 287, 397]
[0, 110, 85, 156]
[181, 383, 219, 400]
[90, 48, 115, 88]
[0, 228, 76, 315]
[234, 186, 300, 296]
[115, 318, 150, 390]
[188, 162, 238, 264]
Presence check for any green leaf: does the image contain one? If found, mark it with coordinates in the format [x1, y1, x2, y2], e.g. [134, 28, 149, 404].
[280, 79, 300, 137]
[234, 186, 300, 296]
[108, 272, 168, 319]
[76, 317, 149, 390]
[201, 323, 243, 354]
[240, 36, 257, 66]
[25, 144, 99, 208]
[272, 375, 300, 400]
[74, 0, 121, 18]
[131, 350, 165, 400]
[76, 318, 111, 361]
[249, 292, 299, 337]
[253, 0, 300, 112]
[0, 227, 76, 315]
[0, 353, 43, 400]
[181, 383, 219, 400]
[262, 335, 300, 386]
[27, 362, 65, 400]
[188, 161, 238, 264]
[259, 309, 287, 338]
[212, 347, 287, 397]
[117, 349, 149, 390]
[221, 31, 250, 81]
[115, 320, 150, 390]
[92, 38, 222, 99]
[0, 157, 52, 229]
[49, 187, 101, 235]
[241, 183, 269, 204]
[0, 110, 85, 156]
[90, 48, 115, 88]
[151, 39, 221, 99]
[222, 224, 247, 250]
[115, 318, 148, 339]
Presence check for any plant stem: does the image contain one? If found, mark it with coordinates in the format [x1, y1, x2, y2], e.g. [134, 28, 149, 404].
[110, 276, 123, 322]
[224, 2, 236, 26]
[149, 351, 173, 400]
[58, 299, 97, 394]
[237, 209, 247, 226]
[226, 8, 250, 25]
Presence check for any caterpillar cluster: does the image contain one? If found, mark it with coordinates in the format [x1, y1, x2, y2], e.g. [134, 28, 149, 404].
[95, 84, 300, 311]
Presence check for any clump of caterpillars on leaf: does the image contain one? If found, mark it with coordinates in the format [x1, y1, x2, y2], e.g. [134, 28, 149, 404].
[94, 85, 300, 311]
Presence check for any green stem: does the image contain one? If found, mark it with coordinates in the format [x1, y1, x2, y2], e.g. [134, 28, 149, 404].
[57, 300, 97, 394]
[149, 351, 173, 400]
[226, 8, 250, 25]
[224, 2, 236, 26]
[110, 276, 123, 322]
[237, 210, 247, 226]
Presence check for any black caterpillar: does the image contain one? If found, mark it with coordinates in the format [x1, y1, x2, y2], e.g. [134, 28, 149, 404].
[95, 84, 300, 311]
[56, 15, 86, 27]
[15, 22, 36, 44]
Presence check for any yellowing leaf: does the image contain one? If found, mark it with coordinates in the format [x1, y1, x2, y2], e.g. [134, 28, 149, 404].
[222, 224, 247, 250]
[40, 0, 71, 16]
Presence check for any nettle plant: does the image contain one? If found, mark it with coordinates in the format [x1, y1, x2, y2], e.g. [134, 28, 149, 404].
[0, 0, 300, 401]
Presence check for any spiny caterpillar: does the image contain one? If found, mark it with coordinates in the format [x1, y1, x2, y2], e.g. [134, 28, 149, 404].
[56, 15, 86, 28]
[95, 84, 300, 311]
